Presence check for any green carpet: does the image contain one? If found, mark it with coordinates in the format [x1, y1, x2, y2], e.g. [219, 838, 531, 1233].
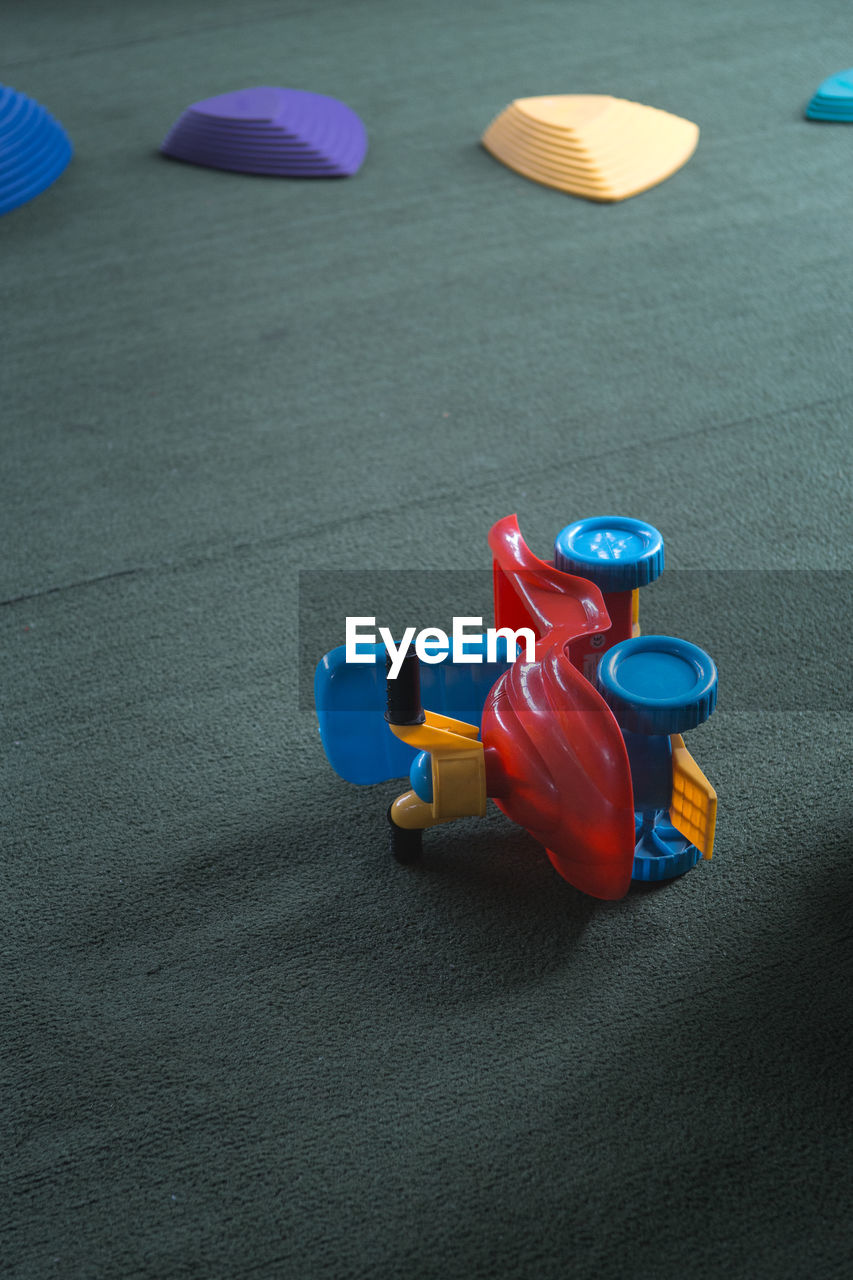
[3, 2, 851, 1276]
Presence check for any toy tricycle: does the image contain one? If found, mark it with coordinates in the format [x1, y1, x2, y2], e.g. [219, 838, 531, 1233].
[315, 514, 718, 901]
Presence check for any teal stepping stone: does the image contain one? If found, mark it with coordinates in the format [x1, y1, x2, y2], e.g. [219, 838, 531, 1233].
[806, 69, 853, 121]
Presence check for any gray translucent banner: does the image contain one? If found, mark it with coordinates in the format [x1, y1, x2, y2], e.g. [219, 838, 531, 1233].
[298, 569, 852, 713]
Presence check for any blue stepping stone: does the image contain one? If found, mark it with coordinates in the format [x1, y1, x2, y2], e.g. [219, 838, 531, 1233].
[806, 69, 853, 121]
[0, 84, 72, 216]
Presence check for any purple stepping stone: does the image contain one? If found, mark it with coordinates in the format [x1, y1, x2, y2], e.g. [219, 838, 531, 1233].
[163, 146, 350, 177]
[162, 126, 363, 176]
[161, 122, 365, 175]
[163, 116, 346, 160]
[161, 86, 367, 177]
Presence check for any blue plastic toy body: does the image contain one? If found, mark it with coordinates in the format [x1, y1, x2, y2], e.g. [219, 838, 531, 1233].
[315, 636, 515, 784]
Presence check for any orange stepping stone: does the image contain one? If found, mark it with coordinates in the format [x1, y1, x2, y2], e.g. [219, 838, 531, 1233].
[482, 94, 699, 202]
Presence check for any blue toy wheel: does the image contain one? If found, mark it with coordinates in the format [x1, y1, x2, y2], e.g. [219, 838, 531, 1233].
[632, 814, 702, 882]
[554, 516, 664, 592]
[596, 634, 718, 735]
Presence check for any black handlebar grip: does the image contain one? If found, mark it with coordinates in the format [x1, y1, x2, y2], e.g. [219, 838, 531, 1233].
[385, 644, 425, 726]
[387, 804, 423, 864]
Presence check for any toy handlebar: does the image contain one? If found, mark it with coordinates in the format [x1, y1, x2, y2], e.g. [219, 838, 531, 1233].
[385, 645, 425, 727]
[385, 645, 425, 863]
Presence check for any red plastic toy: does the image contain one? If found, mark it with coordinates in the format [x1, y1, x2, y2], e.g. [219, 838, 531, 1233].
[317, 513, 718, 900]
